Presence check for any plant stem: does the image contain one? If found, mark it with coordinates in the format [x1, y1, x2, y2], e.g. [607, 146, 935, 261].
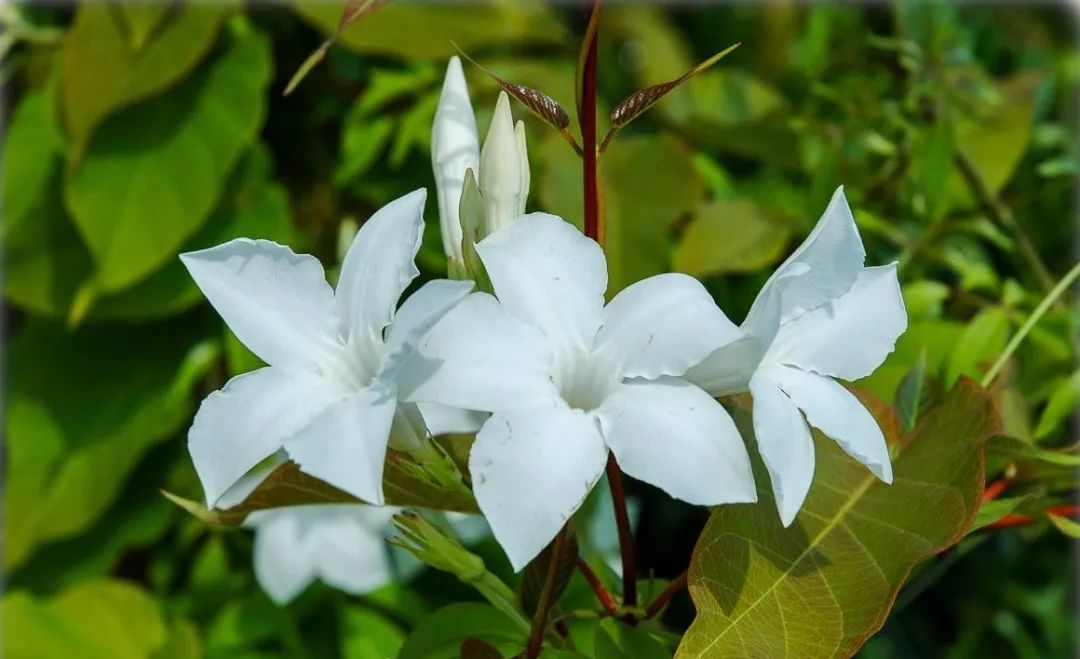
[981, 259, 1080, 387]
[606, 455, 637, 608]
[575, 557, 619, 613]
[526, 527, 569, 659]
[984, 504, 1080, 530]
[581, 0, 601, 244]
[954, 150, 1055, 293]
[644, 570, 688, 619]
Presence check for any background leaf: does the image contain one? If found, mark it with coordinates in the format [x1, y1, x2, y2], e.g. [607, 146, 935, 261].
[678, 380, 1001, 658]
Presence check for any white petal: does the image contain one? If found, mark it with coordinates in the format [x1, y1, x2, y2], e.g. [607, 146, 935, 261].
[749, 371, 816, 527]
[417, 401, 488, 435]
[336, 189, 425, 345]
[180, 239, 339, 371]
[598, 378, 756, 505]
[398, 292, 558, 412]
[683, 334, 763, 397]
[742, 187, 865, 340]
[471, 407, 608, 570]
[479, 92, 523, 234]
[189, 367, 342, 507]
[313, 506, 395, 595]
[477, 212, 606, 357]
[773, 366, 893, 483]
[283, 384, 399, 505]
[769, 264, 908, 381]
[385, 278, 474, 361]
[251, 509, 318, 604]
[432, 56, 480, 263]
[595, 273, 740, 380]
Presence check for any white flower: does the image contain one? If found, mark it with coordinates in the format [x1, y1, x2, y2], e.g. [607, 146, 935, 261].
[246, 504, 401, 605]
[432, 57, 530, 268]
[685, 187, 908, 527]
[399, 214, 756, 570]
[181, 189, 473, 508]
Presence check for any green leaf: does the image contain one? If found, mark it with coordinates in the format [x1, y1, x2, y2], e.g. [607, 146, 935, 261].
[944, 306, 1009, 386]
[901, 280, 950, 318]
[4, 320, 217, 569]
[341, 606, 406, 659]
[594, 619, 672, 659]
[65, 20, 272, 293]
[2, 86, 63, 235]
[459, 638, 505, 659]
[947, 72, 1041, 206]
[972, 496, 1039, 532]
[1033, 370, 1080, 439]
[917, 114, 954, 220]
[292, 2, 566, 59]
[398, 603, 528, 659]
[678, 379, 1000, 658]
[60, 2, 230, 153]
[673, 200, 790, 277]
[1047, 513, 1080, 538]
[985, 435, 1080, 468]
[3, 580, 168, 659]
[90, 145, 296, 320]
[894, 350, 942, 432]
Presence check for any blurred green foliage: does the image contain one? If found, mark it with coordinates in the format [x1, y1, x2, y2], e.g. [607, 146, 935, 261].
[2, 2, 1076, 658]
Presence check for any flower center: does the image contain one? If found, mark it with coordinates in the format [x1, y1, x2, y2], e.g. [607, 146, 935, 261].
[554, 351, 616, 413]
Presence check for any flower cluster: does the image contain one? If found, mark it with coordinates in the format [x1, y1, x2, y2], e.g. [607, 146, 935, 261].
[181, 56, 907, 598]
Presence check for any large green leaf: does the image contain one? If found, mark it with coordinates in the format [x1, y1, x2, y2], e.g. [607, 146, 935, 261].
[60, 2, 230, 153]
[2, 86, 63, 235]
[4, 320, 217, 569]
[65, 20, 272, 293]
[677, 379, 1000, 658]
[673, 200, 791, 277]
[538, 133, 704, 294]
[397, 603, 527, 659]
[292, 1, 566, 59]
[3, 580, 168, 659]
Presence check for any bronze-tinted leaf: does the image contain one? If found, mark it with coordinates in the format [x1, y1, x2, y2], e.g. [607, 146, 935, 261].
[600, 43, 739, 151]
[164, 447, 478, 526]
[456, 48, 570, 131]
[460, 637, 505, 659]
[520, 527, 579, 617]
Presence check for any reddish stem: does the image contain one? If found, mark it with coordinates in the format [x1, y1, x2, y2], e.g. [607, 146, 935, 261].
[644, 570, 688, 619]
[606, 455, 637, 607]
[984, 503, 1080, 530]
[981, 478, 1011, 502]
[575, 557, 619, 614]
[581, 0, 600, 243]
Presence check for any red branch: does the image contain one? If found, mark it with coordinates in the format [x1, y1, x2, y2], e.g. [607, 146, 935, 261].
[575, 557, 619, 614]
[644, 570, 688, 619]
[984, 504, 1080, 530]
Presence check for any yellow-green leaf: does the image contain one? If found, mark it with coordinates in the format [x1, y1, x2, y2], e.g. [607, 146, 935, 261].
[678, 379, 1000, 658]
[673, 200, 790, 277]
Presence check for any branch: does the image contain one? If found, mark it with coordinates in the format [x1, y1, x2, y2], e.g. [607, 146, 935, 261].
[606, 455, 636, 608]
[644, 571, 688, 619]
[525, 527, 569, 658]
[575, 557, 619, 614]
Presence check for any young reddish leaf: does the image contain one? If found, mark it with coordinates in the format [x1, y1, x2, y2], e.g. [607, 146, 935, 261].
[459, 637, 505, 659]
[600, 43, 740, 151]
[520, 527, 579, 617]
[455, 48, 570, 130]
[283, 0, 389, 96]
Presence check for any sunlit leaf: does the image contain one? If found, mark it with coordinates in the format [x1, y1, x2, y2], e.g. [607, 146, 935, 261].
[3, 580, 168, 659]
[673, 199, 790, 277]
[65, 21, 272, 294]
[292, 1, 566, 59]
[678, 379, 1000, 658]
[60, 2, 230, 154]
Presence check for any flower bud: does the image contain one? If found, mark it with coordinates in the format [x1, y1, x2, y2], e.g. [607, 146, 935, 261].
[479, 91, 524, 234]
[432, 56, 479, 269]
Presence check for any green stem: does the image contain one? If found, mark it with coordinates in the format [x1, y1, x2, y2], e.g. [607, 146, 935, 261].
[981, 260, 1080, 387]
